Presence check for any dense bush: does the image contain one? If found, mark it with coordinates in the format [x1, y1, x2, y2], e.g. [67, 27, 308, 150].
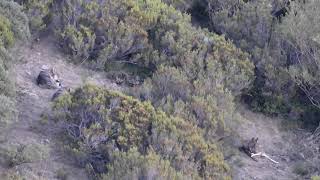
[0, 142, 49, 167]
[44, 0, 254, 178]
[1, 170, 24, 180]
[312, 176, 320, 180]
[201, 0, 320, 129]
[102, 148, 187, 179]
[0, 0, 29, 41]
[53, 84, 230, 179]
[162, 0, 198, 11]
[280, 0, 320, 127]
[51, 0, 253, 85]
[0, 95, 17, 128]
[206, 0, 283, 115]
[0, 0, 29, 129]
[9, 0, 320, 178]
[0, 16, 14, 48]
[3, 0, 255, 178]
[0, 48, 16, 129]
[14, 0, 53, 35]
[49, 0, 254, 142]
[0, 48, 15, 97]
[52, 0, 150, 67]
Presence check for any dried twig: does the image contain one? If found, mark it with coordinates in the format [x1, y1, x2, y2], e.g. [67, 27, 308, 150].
[251, 152, 279, 164]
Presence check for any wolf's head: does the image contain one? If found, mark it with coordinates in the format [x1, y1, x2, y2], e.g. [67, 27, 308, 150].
[50, 68, 62, 88]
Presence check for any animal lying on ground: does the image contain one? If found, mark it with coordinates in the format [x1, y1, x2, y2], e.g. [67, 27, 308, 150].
[239, 137, 279, 163]
[239, 137, 258, 161]
[37, 67, 61, 89]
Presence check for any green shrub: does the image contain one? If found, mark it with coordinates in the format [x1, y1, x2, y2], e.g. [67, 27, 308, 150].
[103, 148, 188, 180]
[51, 1, 255, 151]
[293, 163, 309, 176]
[0, 48, 15, 95]
[312, 176, 320, 180]
[53, 84, 230, 179]
[51, 1, 254, 141]
[1, 170, 24, 180]
[0, 0, 30, 40]
[0, 142, 49, 167]
[0, 0, 29, 129]
[59, 25, 96, 61]
[52, 0, 253, 88]
[204, 0, 320, 129]
[15, 0, 53, 34]
[53, 0, 153, 69]
[162, 0, 196, 11]
[0, 95, 17, 128]
[0, 15, 14, 48]
[0, 48, 16, 128]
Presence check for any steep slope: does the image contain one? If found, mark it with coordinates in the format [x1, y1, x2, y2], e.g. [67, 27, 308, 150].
[0, 37, 120, 179]
[1, 34, 312, 180]
[229, 106, 310, 180]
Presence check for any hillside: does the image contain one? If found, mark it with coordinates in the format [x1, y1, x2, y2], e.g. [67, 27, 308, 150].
[0, 36, 122, 179]
[0, 0, 319, 179]
[2, 37, 302, 179]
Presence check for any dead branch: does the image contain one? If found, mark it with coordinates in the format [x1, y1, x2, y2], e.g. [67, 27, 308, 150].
[251, 152, 279, 164]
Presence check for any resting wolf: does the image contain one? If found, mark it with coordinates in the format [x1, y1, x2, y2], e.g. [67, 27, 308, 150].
[240, 137, 258, 160]
[36, 68, 61, 89]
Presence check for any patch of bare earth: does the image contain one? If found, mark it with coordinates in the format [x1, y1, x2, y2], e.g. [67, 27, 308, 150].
[0, 37, 120, 179]
[228, 106, 313, 180]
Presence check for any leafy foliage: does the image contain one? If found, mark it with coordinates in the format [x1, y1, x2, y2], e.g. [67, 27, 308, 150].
[0, 0, 29, 40]
[0, 142, 49, 167]
[14, 0, 53, 35]
[203, 0, 320, 129]
[0, 16, 14, 48]
[0, 47, 16, 128]
[0, 95, 17, 128]
[0, 0, 29, 128]
[312, 176, 320, 180]
[54, 84, 230, 179]
[46, 1, 255, 178]
[281, 1, 320, 126]
[102, 148, 187, 180]
[51, 0, 253, 87]
[162, 0, 196, 11]
[10, 0, 320, 178]
[1, 170, 24, 180]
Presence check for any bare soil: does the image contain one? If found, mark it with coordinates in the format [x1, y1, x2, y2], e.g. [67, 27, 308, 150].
[229, 106, 313, 180]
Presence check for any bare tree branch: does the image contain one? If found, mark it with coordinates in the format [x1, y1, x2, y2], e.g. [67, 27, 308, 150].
[251, 152, 279, 164]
